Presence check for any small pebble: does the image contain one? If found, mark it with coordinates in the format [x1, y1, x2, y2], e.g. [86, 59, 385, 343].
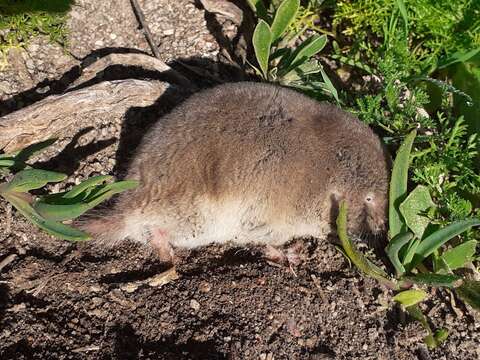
[29, 44, 39, 52]
[199, 282, 211, 293]
[190, 299, 200, 311]
[25, 59, 34, 70]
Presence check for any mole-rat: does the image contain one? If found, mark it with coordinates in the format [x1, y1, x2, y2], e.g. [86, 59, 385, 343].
[82, 82, 390, 266]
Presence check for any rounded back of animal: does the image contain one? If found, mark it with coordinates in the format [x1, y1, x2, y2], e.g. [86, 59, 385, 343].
[81, 82, 390, 259]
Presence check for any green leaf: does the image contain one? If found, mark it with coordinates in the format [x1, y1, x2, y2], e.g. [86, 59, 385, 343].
[3, 169, 67, 192]
[402, 238, 420, 267]
[438, 48, 480, 70]
[35, 180, 138, 221]
[451, 56, 480, 150]
[394, 0, 408, 34]
[399, 185, 435, 239]
[62, 175, 113, 199]
[286, 34, 327, 71]
[336, 201, 396, 288]
[245, 0, 268, 21]
[82, 180, 139, 202]
[434, 328, 449, 344]
[270, 0, 299, 42]
[385, 231, 413, 276]
[252, 20, 272, 79]
[423, 335, 436, 349]
[282, 60, 323, 81]
[39, 217, 90, 241]
[389, 130, 417, 239]
[0, 159, 15, 168]
[393, 289, 427, 307]
[319, 67, 339, 103]
[456, 280, 480, 311]
[404, 273, 462, 288]
[440, 240, 477, 270]
[33, 202, 90, 222]
[414, 218, 480, 260]
[405, 305, 437, 349]
[3, 191, 89, 241]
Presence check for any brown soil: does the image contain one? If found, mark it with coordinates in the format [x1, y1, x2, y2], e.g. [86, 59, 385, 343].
[0, 1, 479, 359]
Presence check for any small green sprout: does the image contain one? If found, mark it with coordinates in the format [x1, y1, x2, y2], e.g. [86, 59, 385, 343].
[248, 0, 338, 101]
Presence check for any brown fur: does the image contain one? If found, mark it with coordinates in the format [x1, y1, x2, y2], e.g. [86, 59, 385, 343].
[81, 82, 390, 253]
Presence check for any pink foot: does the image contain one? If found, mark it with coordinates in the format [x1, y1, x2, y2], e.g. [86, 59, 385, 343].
[150, 228, 176, 266]
[264, 241, 305, 274]
[264, 245, 288, 267]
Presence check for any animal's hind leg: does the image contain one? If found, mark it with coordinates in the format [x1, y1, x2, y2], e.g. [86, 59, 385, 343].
[263, 241, 305, 268]
[150, 228, 176, 266]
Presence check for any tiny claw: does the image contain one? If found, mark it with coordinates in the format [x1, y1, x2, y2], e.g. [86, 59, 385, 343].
[263, 243, 304, 275]
[286, 247, 301, 267]
[264, 245, 288, 266]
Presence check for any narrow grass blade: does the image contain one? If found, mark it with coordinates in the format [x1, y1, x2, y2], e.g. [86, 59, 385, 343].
[270, 0, 299, 43]
[83, 180, 139, 202]
[385, 231, 413, 276]
[336, 201, 396, 288]
[437, 48, 480, 70]
[395, 0, 408, 34]
[252, 20, 272, 79]
[40, 175, 114, 204]
[389, 130, 416, 239]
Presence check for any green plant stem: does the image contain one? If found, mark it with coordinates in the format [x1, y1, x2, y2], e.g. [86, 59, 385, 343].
[337, 201, 398, 289]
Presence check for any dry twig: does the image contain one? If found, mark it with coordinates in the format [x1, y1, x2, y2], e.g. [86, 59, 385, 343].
[130, 0, 161, 59]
